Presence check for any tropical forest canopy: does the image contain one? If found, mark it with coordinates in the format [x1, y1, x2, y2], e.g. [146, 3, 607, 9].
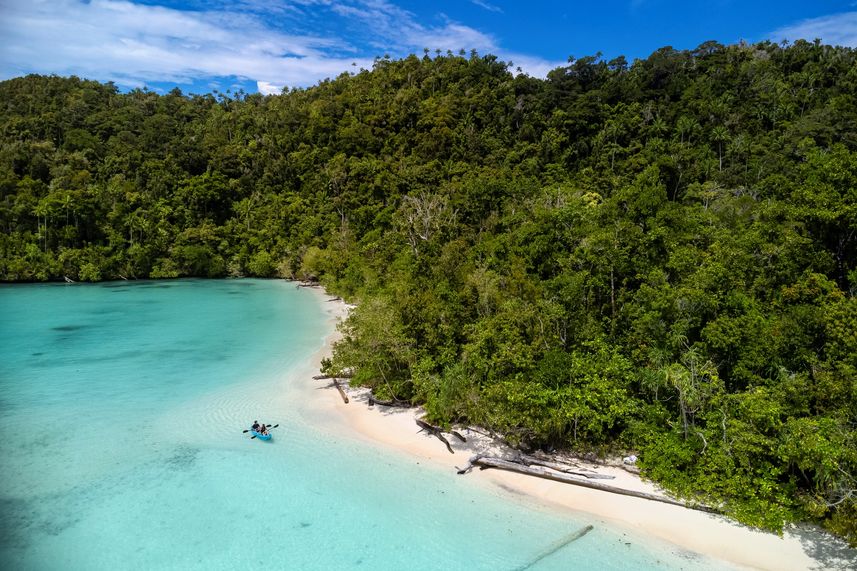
[1, 41, 855, 544]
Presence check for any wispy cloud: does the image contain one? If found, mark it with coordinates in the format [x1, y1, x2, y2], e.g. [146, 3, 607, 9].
[0, 0, 363, 90]
[407, 21, 497, 54]
[471, 0, 503, 13]
[769, 11, 857, 47]
[0, 0, 561, 92]
[257, 81, 286, 95]
[328, 1, 498, 54]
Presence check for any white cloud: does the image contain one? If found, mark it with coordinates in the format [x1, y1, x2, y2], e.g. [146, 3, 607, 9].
[471, 0, 503, 14]
[0, 0, 369, 88]
[257, 81, 285, 95]
[327, 1, 498, 54]
[503, 53, 563, 78]
[407, 22, 497, 54]
[769, 11, 857, 47]
[0, 0, 561, 91]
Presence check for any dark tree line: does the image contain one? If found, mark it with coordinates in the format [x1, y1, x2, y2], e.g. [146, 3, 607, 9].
[1, 40, 855, 543]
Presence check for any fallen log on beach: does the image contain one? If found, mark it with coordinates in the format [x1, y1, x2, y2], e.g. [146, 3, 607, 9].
[415, 419, 455, 454]
[313, 371, 354, 380]
[368, 396, 410, 408]
[518, 454, 614, 480]
[456, 454, 483, 474]
[332, 379, 349, 404]
[459, 455, 718, 513]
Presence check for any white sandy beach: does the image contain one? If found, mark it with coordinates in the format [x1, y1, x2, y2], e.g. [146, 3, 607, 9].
[296, 286, 855, 571]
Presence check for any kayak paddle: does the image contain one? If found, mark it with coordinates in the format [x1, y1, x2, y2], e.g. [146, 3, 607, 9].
[246, 423, 280, 438]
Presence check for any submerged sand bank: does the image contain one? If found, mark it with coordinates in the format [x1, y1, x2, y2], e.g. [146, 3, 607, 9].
[296, 285, 854, 571]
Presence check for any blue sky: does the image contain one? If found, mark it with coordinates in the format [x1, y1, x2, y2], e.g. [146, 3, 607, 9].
[1, 0, 856, 95]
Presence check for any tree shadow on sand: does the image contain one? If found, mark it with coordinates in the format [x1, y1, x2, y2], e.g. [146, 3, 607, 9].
[790, 524, 856, 570]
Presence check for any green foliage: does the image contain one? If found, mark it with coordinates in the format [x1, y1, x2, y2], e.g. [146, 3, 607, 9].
[247, 250, 276, 277]
[413, 360, 476, 427]
[2, 42, 856, 542]
[331, 296, 415, 401]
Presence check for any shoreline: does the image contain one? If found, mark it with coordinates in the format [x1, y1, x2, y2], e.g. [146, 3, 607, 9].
[295, 284, 854, 571]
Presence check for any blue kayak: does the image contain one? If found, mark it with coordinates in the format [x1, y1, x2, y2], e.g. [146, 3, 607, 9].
[250, 429, 272, 441]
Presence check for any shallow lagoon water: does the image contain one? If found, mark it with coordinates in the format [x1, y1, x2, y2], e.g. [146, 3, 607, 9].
[0, 280, 732, 570]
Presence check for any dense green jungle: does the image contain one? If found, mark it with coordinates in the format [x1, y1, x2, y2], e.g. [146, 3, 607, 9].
[1, 40, 855, 544]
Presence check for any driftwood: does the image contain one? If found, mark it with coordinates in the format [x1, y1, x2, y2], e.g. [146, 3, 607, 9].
[313, 371, 354, 380]
[518, 454, 614, 480]
[313, 373, 350, 403]
[531, 449, 641, 475]
[456, 455, 482, 474]
[415, 419, 454, 454]
[368, 396, 410, 408]
[461, 455, 718, 513]
[450, 430, 466, 443]
[332, 379, 349, 404]
[456, 454, 608, 480]
[465, 426, 501, 440]
[515, 525, 594, 571]
[531, 449, 583, 466]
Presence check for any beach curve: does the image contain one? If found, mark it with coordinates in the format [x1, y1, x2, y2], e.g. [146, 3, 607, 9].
[292, 284, 854, 571]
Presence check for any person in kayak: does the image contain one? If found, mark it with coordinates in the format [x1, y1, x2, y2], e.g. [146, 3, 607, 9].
[259, 423, 268, 435]
[251, 420, 260, 432]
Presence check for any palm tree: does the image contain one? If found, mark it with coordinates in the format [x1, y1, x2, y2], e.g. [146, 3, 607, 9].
[33, 199, 51, 253]
[711, 125, 729, 172]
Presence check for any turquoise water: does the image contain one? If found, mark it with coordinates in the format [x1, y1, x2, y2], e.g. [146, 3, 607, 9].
[0, 280, 730, 570]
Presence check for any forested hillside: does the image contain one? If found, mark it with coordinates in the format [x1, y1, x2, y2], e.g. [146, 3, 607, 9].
[1, 41, 855, 543]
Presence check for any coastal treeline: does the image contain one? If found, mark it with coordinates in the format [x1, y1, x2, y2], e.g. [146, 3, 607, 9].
[1, 41, 855, 543]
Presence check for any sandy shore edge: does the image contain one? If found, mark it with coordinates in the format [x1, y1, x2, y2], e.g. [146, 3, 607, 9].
[295, 284, 854, 571]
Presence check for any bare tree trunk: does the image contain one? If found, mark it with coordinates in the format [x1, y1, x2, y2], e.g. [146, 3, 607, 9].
[416, 419, 454, 454]
[461, 455, 718, 513]
[610, 267, 616, 319]
[333, 378, 349, 404]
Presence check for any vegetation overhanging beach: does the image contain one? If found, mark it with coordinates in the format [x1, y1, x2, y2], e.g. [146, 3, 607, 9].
[301, 285, 853, 571]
